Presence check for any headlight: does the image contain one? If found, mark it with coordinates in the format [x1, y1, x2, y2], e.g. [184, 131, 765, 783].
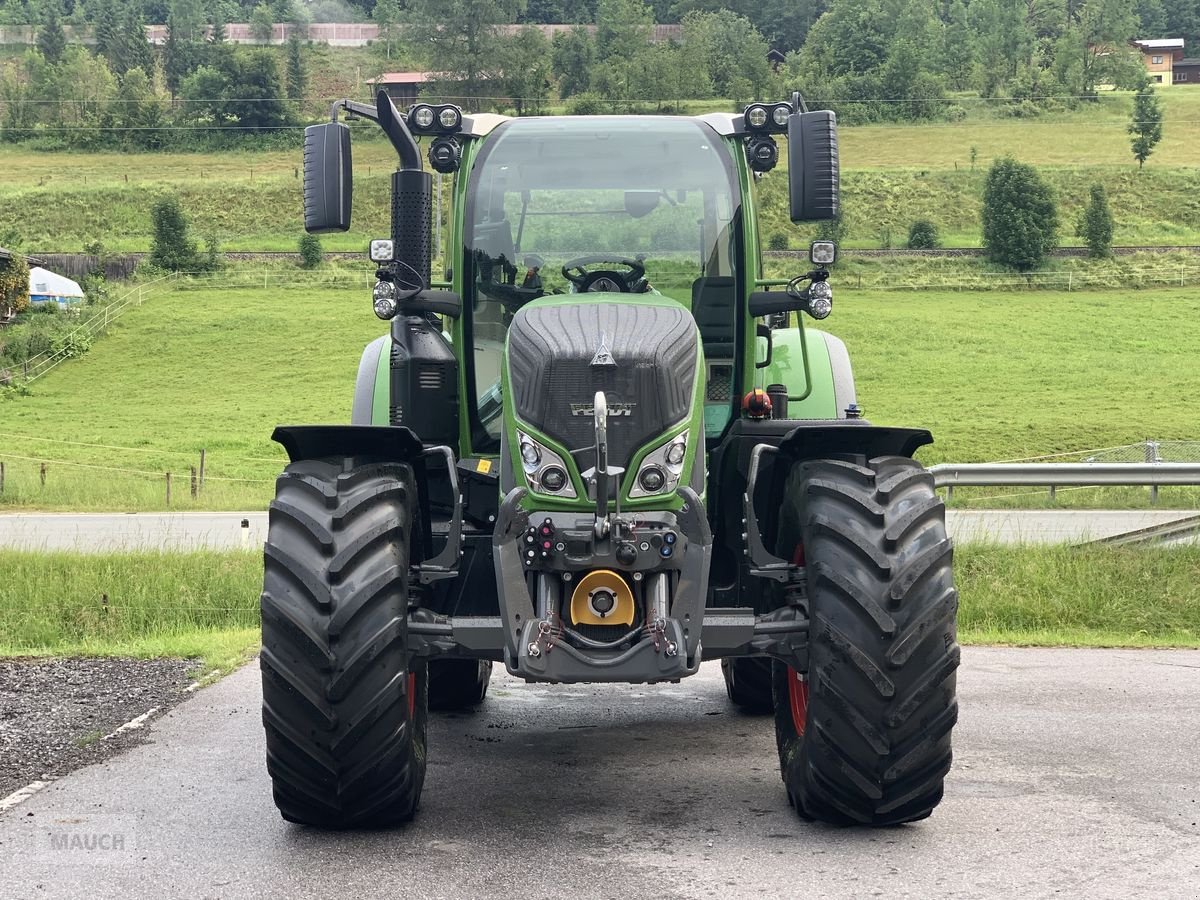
[806, 280, 833, 320]
[516, 430, 577, 499]
[372, 280, 397, 320]
[630, 430, 689, 498]
[411, 105, 435, 130]
[744, 104, 769, 130]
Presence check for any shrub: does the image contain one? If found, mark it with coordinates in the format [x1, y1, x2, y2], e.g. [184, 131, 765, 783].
[299, 234, 323, 268]
[981, 158, 1058, 271]
[767, 232, 788, 251]
[149, 195, 202, 272]
[1078, 184, 1114, 259]
[0, 251, 30, 314]
[907, 220, 940, 250]
[566, 93, 606, 116]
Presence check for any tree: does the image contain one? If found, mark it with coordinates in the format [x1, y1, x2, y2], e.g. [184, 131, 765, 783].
[0, 250, 29, 315]
[681, 9, 770, 100]
[1078, 183, 1113, 257]
[981, 157, 1058, 271]
[551, 26, 595, 97]
[405, 0, 524, 103]
[1129, 77, 1163, 169]
[249, 3, 275, 43]
[37, 7, 67, 65]
[497, 26, 551, 114]
[372, 0, 402, 60]
[179, 64, 229, 125]
[149, 195, 202, 272]
[223, 50, 290, 130]
[285, 33, 306, 100]
[110, 5, 154, 77]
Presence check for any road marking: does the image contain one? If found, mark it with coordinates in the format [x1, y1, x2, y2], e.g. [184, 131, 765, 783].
[102, 707, 159, 741]
[0, 779, 53, 812]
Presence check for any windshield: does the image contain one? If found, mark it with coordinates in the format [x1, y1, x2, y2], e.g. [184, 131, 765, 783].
[463, 117, 743, 450]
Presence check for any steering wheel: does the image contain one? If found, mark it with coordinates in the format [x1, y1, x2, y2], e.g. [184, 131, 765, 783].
[561, 255, 647, 293]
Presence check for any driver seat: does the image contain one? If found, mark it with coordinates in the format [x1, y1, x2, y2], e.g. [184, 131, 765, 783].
[472, 219, 517, 287]
[691, 275, 737, 406]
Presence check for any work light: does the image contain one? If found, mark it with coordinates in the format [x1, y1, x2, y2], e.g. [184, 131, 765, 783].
[438, 106, 462, 130]
[810, 240, 838, 266]
[806, 280, 833, 319]
[369, 239, 394, 262]
[772, 104, 791, 127]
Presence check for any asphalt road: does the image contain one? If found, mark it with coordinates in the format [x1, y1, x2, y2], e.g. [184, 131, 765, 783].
[1, 649, 1198, 899]
[2, 509, 1199, 551]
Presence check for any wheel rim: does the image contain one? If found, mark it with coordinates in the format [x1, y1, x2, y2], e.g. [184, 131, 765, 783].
[788, 667, 809, 737]
[407, 672, 416, 720]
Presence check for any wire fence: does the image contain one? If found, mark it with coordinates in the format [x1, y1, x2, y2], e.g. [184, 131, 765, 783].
[16, 274, 179, 383]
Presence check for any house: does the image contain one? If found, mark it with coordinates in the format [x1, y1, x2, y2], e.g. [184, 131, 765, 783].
[28, 266, 84, 307]
[1132, 38, 1186, 85]
[1174, 57, 1200, 85]
[371, 72, 432, 108]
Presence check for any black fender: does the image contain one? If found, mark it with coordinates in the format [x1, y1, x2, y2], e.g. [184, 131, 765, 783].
[743, 421, 934, 583]
[774, 420, 932, 462]
[272, 424, 423, 464]
[271, 425, 462, 580]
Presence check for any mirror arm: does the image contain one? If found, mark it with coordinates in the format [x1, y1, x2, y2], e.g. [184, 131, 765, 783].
[331, 98, 379, 124]
[327, 94, 424, 172]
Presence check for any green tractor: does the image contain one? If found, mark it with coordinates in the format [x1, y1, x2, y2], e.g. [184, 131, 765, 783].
[260, 92, 959, 828]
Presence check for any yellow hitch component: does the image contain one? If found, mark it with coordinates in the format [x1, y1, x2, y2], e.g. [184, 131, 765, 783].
[570, 570, 635, 626]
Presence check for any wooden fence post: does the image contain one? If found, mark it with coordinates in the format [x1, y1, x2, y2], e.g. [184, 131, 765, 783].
[199, 449, 206, 489]
[166, 472, 172, 505]
[0, 460, 5, 494]
[40, 463, 46, 486]
[190, 467, 198, 500]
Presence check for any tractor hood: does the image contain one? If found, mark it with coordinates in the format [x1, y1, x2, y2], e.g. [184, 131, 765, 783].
[506, 296, 700, 477]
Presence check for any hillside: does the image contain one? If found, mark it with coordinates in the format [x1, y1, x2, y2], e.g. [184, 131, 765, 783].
[3, 275, 1200, 509]
[0, 91, 1198, 253]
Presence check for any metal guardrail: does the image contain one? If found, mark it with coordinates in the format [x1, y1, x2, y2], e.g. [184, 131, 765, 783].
[929, 462, 1200, 488]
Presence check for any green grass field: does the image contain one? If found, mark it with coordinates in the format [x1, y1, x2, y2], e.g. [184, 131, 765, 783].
[2, 275, 1199, 510]
[1, 89, 1197, 252]
[1, 545, 1194, 668]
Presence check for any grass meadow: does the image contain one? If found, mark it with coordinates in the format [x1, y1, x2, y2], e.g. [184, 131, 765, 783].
[1, 89, 1197, 252]
[2, 275, 1199, 509]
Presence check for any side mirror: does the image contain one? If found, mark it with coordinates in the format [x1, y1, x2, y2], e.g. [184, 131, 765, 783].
[787, 110, 839, 223]
[303, 122, 353, 233]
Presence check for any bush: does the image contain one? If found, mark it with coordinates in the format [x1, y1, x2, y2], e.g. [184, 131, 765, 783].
[907, 220, 940, 250]
[566, 93, 606, 116]
[981, 158, 1058, 271]
[767, 232, 788, 251]
[1078, 184, 1114, 259]
[149, 195, 201, 272]
[0, 252, 30, 314]
[299, 234, 323, 268]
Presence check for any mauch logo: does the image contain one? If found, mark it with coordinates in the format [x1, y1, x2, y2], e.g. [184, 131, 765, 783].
[590, 334, 617, 368]
[571, 402, 636, 417]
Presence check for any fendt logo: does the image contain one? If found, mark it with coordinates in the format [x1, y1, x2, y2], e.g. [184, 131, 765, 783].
[570, 402, 636, 417]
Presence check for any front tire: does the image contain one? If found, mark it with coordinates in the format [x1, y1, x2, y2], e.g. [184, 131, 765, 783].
[720, 658, 774, 714]
[773, 457, 959, 825]
[260, 458, 428, 828]
[429, 659, 493, 711]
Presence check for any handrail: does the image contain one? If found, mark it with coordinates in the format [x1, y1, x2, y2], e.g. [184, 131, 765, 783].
[929, 462, 1200, 488]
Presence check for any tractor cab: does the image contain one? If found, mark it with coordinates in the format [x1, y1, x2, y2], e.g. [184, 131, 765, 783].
[461, 115, 744, 450]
